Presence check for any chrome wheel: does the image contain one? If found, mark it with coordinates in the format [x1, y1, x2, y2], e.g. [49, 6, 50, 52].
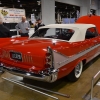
[75, 62, 83, 78]
[67, 61, 83, 82]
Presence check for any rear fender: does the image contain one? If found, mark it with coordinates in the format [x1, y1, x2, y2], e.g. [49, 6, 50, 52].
[74, 57, 87, 69]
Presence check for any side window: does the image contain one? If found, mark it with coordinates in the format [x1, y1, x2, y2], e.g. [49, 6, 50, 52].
[85, 27, 98, 39]
[45, 28, 56, 36]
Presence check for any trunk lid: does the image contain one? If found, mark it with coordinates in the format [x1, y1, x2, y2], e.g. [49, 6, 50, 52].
[1, 38, 71, 72]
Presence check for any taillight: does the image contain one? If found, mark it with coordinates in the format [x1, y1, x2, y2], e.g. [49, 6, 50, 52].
[45, 46, 53, 68]
[45, 63, 51, 68]
[0, 48, 2, 57]
[45, 53, 51, 62]
[46, 53, 51, 56]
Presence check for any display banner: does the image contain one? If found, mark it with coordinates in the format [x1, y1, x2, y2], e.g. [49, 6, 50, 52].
[0, 8, 25, 23]
[31, 14, 36, 23]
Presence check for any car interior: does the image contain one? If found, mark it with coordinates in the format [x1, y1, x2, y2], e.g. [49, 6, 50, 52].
[44, 29, 74, 41]
[56, 31, 73, 40]
[31, 28, 74, 41]
[85, 28, 98, 39]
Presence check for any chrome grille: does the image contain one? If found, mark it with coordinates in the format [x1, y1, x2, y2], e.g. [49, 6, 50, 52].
[22, 54, 33, 64]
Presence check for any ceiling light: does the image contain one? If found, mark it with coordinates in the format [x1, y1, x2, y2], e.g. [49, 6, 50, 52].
[32, 9, 34, 12]
[65, 6, 67, 9]
[0, 1, 2, 4]
[73, 6, 75, 9]
[37, 1, 41, 5]
[20, 4, 22, 7]
[18, 0, 20, 2]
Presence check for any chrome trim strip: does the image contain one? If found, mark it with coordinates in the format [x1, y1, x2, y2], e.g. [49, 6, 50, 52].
[23, 55, 33, 64]
[53, 43, 100, 69]
[29, 38, 70, 42]
[53, 43, 100, 59]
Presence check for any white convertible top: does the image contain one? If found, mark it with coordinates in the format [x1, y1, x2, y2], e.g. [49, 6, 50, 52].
[38, 24, 96, 42]
[39, 24, 95, 29]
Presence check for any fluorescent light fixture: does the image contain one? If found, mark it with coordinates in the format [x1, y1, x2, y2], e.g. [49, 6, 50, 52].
[65, 6, 67, 9]
[18, 0, 20, 2]
[20, 4, 22, 7]
[37, 1, 40, 5]
[0, 1, 2, 4]
[32, 9, 34, 11]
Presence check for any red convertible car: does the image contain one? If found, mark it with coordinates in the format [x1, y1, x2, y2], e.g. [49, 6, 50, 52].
[0, 16, 100, 82]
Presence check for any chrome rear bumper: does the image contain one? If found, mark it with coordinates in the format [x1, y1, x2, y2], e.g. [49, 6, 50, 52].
[0, 66, 58, 83]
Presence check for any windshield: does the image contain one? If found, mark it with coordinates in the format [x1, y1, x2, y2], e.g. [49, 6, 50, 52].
[31, 28, 74, 41]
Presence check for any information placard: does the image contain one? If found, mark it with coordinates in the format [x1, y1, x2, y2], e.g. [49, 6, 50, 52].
[0, 8, 25, 23]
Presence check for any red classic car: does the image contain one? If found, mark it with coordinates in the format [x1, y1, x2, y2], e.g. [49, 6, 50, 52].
[0, 15, 100, 83]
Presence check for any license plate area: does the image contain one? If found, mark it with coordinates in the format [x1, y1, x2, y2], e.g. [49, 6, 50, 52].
[10, 52, 22, 61]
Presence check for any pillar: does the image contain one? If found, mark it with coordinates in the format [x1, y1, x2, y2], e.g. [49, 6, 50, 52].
[41, 0, 55, 25]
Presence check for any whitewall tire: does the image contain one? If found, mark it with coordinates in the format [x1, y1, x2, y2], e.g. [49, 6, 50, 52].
[67, 61, 83, 82]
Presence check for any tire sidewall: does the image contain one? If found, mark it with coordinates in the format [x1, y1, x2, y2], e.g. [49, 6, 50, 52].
[67, 61, 83, 82]
[74, 61, 83, 79]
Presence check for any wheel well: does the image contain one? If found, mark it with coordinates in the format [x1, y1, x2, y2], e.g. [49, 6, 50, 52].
[82, 59, 86, 65]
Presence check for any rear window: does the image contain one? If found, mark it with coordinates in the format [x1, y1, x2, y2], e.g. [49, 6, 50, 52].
[31, 28, 74, 41]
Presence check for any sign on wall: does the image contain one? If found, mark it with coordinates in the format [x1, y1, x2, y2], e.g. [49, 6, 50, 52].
[31, 14, 36, 23]
[0, 8, 25, 23]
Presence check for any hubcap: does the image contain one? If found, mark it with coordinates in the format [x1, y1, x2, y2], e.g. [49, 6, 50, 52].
[75, 62, 83, 78]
